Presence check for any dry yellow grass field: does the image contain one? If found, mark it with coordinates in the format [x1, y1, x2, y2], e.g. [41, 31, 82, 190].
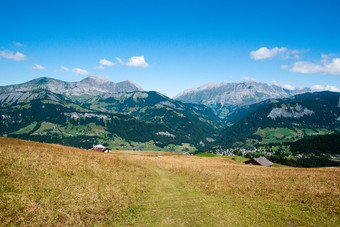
[1, 137, 339, 226]
[0, 137, 151, 225]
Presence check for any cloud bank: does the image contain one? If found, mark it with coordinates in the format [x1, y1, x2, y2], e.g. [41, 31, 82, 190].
[311, 84, 340, 92]
[0, 50, 27, 61]
[290, 54, 340, 75]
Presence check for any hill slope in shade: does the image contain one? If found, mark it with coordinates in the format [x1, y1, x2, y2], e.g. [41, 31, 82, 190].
[290, 133, 340, 156]
[218, 91, 340, 146]
[78, 90, 222, 143]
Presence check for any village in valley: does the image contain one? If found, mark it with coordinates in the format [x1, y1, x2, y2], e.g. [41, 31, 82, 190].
[194, 139, 340, 168]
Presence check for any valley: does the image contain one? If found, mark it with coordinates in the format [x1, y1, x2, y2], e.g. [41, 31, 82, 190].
[1, 77, 340, 167]
[1, 1, 339, 226]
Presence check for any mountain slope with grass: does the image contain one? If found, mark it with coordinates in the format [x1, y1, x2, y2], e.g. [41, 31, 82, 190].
[218, 91, 340, 146]
[77, 90, 222, 145]
[0, 89, 218, 150]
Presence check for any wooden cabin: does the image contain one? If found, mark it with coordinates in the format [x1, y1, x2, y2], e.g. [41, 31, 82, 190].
[89, 144, 111, 153]
[244, 156, 273, 167]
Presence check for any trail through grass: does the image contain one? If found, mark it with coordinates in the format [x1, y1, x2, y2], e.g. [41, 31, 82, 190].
[131, 165, 227, 226]
[120, 151, 340, 226]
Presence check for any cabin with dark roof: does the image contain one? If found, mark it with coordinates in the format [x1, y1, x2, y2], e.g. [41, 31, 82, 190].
[244, 156, 273, 167]
[88, 144, 111, 153]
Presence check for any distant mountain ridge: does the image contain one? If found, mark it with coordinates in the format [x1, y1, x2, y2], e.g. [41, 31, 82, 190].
[0, 76, 143, 96]
[175, 81, 311, 118]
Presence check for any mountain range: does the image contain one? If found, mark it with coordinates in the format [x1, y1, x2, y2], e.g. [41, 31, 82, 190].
[175, 81, 311, 119]
[0, 77, 221, 150]
[0, 76, 142, 97]
[1, 76, 339, 151]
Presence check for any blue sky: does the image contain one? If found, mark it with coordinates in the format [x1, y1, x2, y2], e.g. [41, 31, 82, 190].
[1, 0, 340, 97]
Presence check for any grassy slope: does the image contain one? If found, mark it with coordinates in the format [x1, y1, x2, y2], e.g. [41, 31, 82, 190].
[133, 154, 340, 226]
[0, 137, 152, 225]
[194, 153, 249, 162]
[194, 153, 290, 167]
[1, 137, 339, 226]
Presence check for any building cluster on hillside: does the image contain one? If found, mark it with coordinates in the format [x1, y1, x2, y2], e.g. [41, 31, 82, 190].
[214, 144, 295, 158]
[215, 145, 259, 156]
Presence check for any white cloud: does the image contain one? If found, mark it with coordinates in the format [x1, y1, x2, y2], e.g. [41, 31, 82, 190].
[250, 47, 304, 60]
[32, 64, 46, 70]
[96, 65, 105, 70]
[117, 56, 149, 68]
[250, 47, 287, 60]
[116, 57, 124, 65]
[126, 56, 149, 67]
[0, 50, 27, 61]
[72, 68, 89, 75]
[272, 80, 296, 90]
[281, 65, 288, 70]
[290, 54, 340, 75]
[311, 85, 340, 92]
[281, 84, 296, 91]
[60, 66, 70, 71]
[60, 66, 89, 75]
[13, 42, 23, 47]
[242, 77, 256, 82]
[99, 59, 116, 66]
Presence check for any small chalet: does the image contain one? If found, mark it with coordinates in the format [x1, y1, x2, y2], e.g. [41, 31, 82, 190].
[89, 144, 111, 153]
[244, 156, 273, 167]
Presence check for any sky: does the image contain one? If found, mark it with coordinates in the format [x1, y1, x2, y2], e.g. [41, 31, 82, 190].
[0, 0, 340, 97]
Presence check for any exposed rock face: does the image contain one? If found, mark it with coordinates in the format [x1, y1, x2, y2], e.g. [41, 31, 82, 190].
[206, 137, 215, 142]
[175, 81, 310, 107]
[0, 76, 143, 96]
[267, 104, 314, 119]
[70, 112, 111, 120]
[0, 90, 65, 107]
[155, 131, 176, 138]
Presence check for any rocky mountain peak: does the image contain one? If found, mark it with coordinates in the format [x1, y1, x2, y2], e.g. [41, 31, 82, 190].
[0, 76, 143, 96]
[81, 76, 110, 84]
[175, 81, 311, 107]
